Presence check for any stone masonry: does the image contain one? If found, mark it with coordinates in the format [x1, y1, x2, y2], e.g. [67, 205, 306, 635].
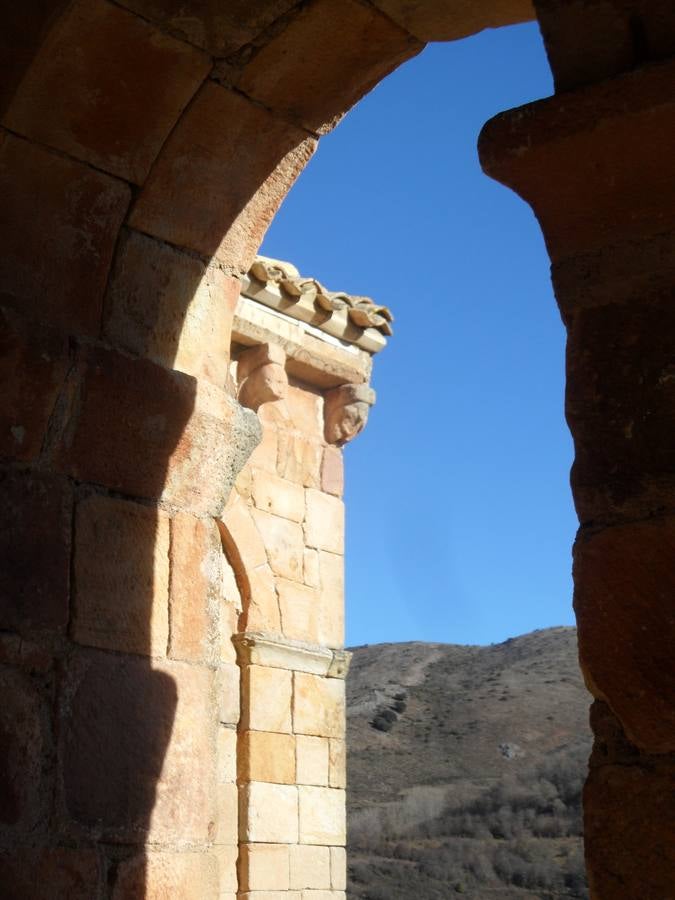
[1, 1, 675, 896]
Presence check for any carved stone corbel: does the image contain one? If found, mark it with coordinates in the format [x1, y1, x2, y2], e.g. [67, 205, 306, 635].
[237, 343, 288, 411]
[324, 383, 375, 446]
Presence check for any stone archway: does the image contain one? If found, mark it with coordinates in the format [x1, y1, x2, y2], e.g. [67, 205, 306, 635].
[1, 1, 675, 897]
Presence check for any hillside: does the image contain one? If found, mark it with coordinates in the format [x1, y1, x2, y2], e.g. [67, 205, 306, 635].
[346, 627, 591, 899]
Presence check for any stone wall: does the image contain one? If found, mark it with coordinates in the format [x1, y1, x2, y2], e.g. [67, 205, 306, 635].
[2, 1, 675, 897]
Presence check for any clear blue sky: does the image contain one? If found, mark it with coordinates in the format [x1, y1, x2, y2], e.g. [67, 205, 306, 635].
[261, 22, 578, 648]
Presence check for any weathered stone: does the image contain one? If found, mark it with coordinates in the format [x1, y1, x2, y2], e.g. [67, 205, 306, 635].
[296, 734, 329, 786]
[289, 844, 331, 890]
[304, 490, 344, 555]
[62, 650, 215, 842]
[169, 513, 223, 663]
[55, 346, 256, 515]
[574, 517, 675, 752]
[371, 0, 533, 41]
[0, 306, 69, 462]
[130, 82, 316, 268]
[285, 384, 324, 438]
[104, 229, 239, 384]
[73, 494, 170, 657]
[0, 849, 99, 900]
[252, 508, 305, 582]
[278, 578, 320, 644]
[304, 548, 321, 589]
[252, 469, 305, 522]
[245, 563, 283, 633]
[330, 846, 347, 890]
[216, 846, 239, 893]
[248, 422, 279, 473]
[584, 704, 675, 899]
[239, 731, 296, 784]
[293, 673, 345, 738]
[240, 782, 299, 844]
[0, 132, 130, 336]
[238, 842, 291, 892]
[277, 433, 323, 487]
[0, 469, 72, 633]
[241, 665, 292, 733]
[218, 727, 237, 784]
[0, 668, 47, 833]
[113, 851, 219, 900]
[117, 0, 297, 56]
[298, 786, 346, 845]
[219, 493, 269, 572]
[4, 0, 210, 183]
[214, 781, 239, 845]
[324, 384, 374, 447]
[217, 662, 241, 726]
[318, 551, 344, 648]
[328, 740, 346, 790]
[321, 447, 344, 497]
[235, 0, 422, 134]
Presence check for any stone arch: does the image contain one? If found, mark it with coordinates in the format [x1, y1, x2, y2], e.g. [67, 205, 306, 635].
[2, 1, 675, 897]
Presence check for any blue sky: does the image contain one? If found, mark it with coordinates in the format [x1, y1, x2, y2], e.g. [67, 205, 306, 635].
[262, 22, 578, 647]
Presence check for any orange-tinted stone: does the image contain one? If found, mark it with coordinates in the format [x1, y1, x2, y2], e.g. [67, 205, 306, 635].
[130, 82, 315, 269]
[0, 849, 99, 900]
[575, 517, 675, 752]
[236, 0, 422, 134]
[169, 513, 223, 663]
[0, 306, 69, 462]
[321, 446, 344, 497]
[251, 508, 305, 583]
[0, 468, 72, 633]
[103, 229, 239, 383]
[62, 649, 216, 842]
[371, 0, 533, 41]
[277, 433, 322, 487]
[73, 494, 170, 657]
[113, 851, 219, 899]
[4, 0, 210, 183]
[0, 133, 130, 336]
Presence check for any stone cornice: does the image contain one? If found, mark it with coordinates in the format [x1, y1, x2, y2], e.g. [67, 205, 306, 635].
[232, 631, 351, 679]
[240, 255, 392, 355]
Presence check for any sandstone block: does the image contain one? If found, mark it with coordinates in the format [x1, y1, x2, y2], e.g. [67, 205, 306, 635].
[574, 517, 675, 752]
[371, 0, 533, 41]
[216, 846, 239, 893]
[278, 578, 321, 644]
[239, 894, 301, 900]
[321, 446, 344, 497]
[289, 844, 331, 890]
[239, 731, 296, 785]
[252, 468, 305, 522]
[0, 668, 47, 833]
[104, 229, 239, 383]
[245, 563, 283, 633]
[73, 494, 170, 657]
[304, 548, 321, 589]
[330, 847, 347, 890]
[252, 508, 305, 582]
[240, 782, 298, 844]
[62, 650, 216, 842]
[302, 892, 345, 900]
[220, 595, 240, 664]
[219, 493, 269, 572]
[4, 0, 210, 183]
[169, 513, 223, 663]
[0, 468, 72, 633]
[293, 673, 345, 738]
[215, 781, 239, 846]
[318, 551, 344, 648]
[235, 0, 422, 134]
[241, 665, 292, 733]
[117, 0, 297, 56]
[0, 133, 130, 336]
[130, 81, 315, 268]
[304, 490, 344, 554]
[238, 843, 290, 891]
[285, 384, 324, 437]
[113, 851, 219, 900]
[329, 740, 346, 790]
[0, 306, 69, 462]
[56, 346, 249, 515]
[277, 432, 322, 487]
[298, 786, 346, 845]
[296, 735, 329, 787]
[217, 662, 241, 726]
[248, 423, 279, 473]
[0, 849, 99, 900]
[218, 727, 237, 784]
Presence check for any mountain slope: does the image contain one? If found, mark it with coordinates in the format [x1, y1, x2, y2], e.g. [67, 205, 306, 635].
[346, 627, 591, 899]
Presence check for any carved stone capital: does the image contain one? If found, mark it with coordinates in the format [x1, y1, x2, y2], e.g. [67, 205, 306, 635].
[232, 631, 351, 679]
[237, 342, 288, 411]
[324, 383, 375, 446]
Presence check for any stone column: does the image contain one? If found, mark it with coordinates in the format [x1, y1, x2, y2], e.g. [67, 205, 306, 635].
[479, 39, 675, 897]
